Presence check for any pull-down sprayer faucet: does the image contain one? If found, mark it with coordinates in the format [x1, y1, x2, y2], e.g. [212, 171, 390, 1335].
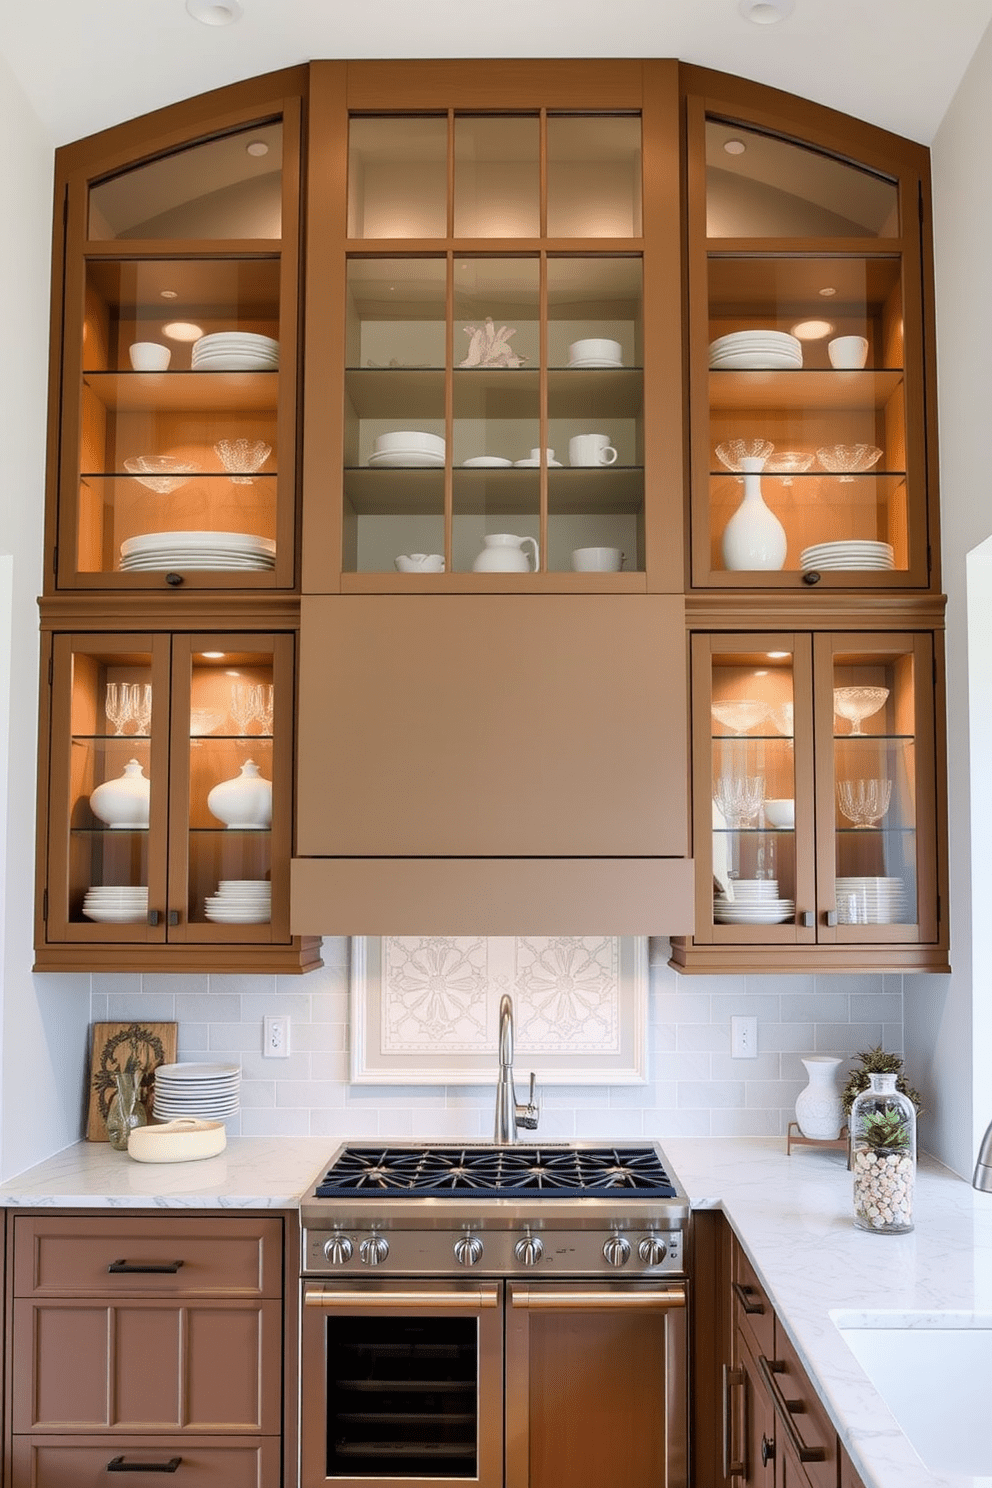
[974, 1118, 992, 1191]
[494, 994, 540, 1144]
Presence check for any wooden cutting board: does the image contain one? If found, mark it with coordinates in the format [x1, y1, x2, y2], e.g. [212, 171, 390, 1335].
[86, 1021, 178, 1141]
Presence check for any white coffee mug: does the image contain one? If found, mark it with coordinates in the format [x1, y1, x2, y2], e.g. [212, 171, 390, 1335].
[827, 335, 869, 370]
[129, 341, 172, 371]
[569, 434, 619, 467]
[571, 546, 624, 572]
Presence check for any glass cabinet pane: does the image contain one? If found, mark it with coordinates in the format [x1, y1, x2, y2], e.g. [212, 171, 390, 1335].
[66, 647, 157, 926]
[348, 117, 447, 239]
[547, 114, 642, 238]
[705, 119, 899, 238]
[710, 650, 797, 927]
[706, 256, 907, 577]
[454, 115, 540, 238]
[832, 649, 917, 927]
[79, 258, 280, 576]
[186, 649, 274, 928]
[88, 122, 283, 240]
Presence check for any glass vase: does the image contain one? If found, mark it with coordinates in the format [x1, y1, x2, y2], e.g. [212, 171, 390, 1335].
[106, 1067, 148, 1152]
[851, 1073, 915, 1233]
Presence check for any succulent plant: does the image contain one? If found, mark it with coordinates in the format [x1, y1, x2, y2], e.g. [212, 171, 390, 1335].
[841, 1044, 923, 1118]
[856, 1106, 912, 1152]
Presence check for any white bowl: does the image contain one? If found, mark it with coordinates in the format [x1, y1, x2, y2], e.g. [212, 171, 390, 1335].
[395, 553, 445, 573]
[373, 430, 445, 455]
[764, 799, 796, 829]
[568, 338, 623, 365]
[128, 1118, 227, 1164]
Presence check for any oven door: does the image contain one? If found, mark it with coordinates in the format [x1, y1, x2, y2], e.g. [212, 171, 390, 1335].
[301, 1279, 503, 1488]
[505, 1280, 688, 1488]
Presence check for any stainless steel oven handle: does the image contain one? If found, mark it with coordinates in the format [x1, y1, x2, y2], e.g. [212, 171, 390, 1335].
[510, 1284, 686, 1310]
[304, 1284, 499, 1308]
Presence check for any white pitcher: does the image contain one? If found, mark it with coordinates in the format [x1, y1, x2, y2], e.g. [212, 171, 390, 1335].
[472, 533, 540, 573]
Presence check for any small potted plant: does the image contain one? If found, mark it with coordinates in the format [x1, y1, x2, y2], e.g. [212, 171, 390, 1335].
[841, 1044, 922, 1122]
[849, 1068, 917, 1233]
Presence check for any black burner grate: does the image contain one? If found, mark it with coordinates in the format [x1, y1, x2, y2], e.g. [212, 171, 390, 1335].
[314, 1146, 677, 1199]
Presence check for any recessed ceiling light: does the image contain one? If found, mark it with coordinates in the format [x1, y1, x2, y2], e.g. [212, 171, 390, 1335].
[724, 139, 746, 156]
[160, 289, 178, 300]
[246, 140, 269, 158]
[186, 0, 243, 23]
[819, 287, 837, 297]
[739, 0, 794, 22]
[791, 318, 833, 340]
[162, 321, 204, 342]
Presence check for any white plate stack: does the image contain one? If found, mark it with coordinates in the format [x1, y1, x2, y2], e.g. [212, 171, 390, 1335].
[205, 879, 271, 924]
[800, 541, 895, 571]
[153, 1063, 241, 1122]
[82, 886, 148, 923]
[836, 876, 908, 924]
[119, 531, 276, 572]
[369, 432, 445, 469]
[714, 879, 796, 924]
[191, 332, 279, 372]
[709, 331, 803, 370]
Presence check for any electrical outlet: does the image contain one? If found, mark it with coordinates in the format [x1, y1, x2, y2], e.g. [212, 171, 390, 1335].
[731, 1015, 758, 1059]
[263, 1014, 290, 1058]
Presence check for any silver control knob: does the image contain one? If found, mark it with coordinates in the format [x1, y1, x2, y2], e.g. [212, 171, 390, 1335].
[454, 1235, 484, 1267]
[323, 1234, 353, 1265]
[514, 1234, 544, 1266]
[603, 1233, 631, 1267]
[359, 1235, 390, 1266]
[638, 1235, 668, 1266]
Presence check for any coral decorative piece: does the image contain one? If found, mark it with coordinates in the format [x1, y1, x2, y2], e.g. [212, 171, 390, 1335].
[459, 316, 527, 368]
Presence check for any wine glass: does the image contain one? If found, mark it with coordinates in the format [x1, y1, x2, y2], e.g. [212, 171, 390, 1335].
[214, 439, 272, 485]
[833, 685, 889, 735]
[713, 774, 766, 828]
[129, 683, 152, 735]
[711, 699, 769, 735]
[230, 683, 266, 734]
[837, 777, 892, 828]
[260, 684, 274, 735]
[104, 683, 133, 736]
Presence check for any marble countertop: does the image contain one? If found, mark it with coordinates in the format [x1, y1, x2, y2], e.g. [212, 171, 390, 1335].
[2, 1134, 989, 1488]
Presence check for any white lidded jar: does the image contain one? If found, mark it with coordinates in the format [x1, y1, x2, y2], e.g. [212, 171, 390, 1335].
[721, 456, 787, 571]
[207, 759, 272, 829]
[89, 759, 150, 829]
[794, 1054, 844, 1140]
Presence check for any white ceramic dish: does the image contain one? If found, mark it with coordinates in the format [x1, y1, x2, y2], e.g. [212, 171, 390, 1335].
[156, 1061, 240, 1080]
[568, 337, 622, 364]
[122, 531, 274, 553]
[566, 358, 623, 369]
[128, 1118, 227, 1164]
[462, 456, 513, 468]
[763, 799, 796, 828]
[513, 457, 562, 467]
[192, 354, 279, 371]
[709, 353, 803, 370]
[82, 907, 147, 922]
[373, 430, 444, 453]
[367, 451, 445, 468]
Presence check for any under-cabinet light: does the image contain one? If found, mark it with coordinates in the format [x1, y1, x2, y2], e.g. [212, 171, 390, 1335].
[162, 321, 204, 342]
[246, 140, 269, 158]
[724, 139, 746, 155]
[791, 318, 833, 340]
[200, 652, 225, 659]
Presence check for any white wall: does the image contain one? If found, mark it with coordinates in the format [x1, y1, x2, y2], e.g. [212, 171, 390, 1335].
[0, 53, 91, 1178]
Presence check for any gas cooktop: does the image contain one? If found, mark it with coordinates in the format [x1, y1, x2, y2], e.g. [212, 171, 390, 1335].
[313, 1144, 678, 1200]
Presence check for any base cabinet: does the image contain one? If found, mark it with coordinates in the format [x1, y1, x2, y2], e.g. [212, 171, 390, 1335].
[11, 1437, 282, 1487]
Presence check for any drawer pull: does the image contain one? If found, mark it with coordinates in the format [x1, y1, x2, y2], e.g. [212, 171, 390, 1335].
[722, 1364, 745, 1477]
[757, 1355, 827, 1464]
[107, 1259, 184, 1275]
[305, 1285, 498, 1309]
[732, 1280, 765, 1315]
[107, 1458, 182, 1473]
[511, 1285, 685, 1310]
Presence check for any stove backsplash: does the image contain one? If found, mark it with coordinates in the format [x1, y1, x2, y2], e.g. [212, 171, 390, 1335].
[89, 937, 904, 1141]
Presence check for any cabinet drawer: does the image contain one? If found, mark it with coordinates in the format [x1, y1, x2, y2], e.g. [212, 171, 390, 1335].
[10, 1435, 281, 1487]
[12, 1215, 282, 1297]
[732, 1240, 774, 1361]
[762, 1326, 837, 1488]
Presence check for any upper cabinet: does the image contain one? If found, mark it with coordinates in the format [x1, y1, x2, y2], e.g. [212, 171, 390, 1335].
[300, 60, 686, 594]
[49, 76, 305, 593]
[683, 75, 938, 592]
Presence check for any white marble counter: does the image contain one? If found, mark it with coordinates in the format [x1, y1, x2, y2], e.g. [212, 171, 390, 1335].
[2, 1134, 989, 1488]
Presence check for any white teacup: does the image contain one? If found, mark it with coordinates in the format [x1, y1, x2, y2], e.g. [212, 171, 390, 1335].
[129, 341, 171, 371]
[571, 546, 624, 572]
[395, 552, 445, 573]
[569, 434, 619, 467]
[568, 338, 623, 366]
[827, 335, 869, 369]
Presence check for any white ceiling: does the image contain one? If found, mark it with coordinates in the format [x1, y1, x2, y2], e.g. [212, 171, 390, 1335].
[2, 0, 991, 149]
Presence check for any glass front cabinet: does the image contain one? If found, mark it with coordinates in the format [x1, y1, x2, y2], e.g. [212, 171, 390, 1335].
[670, 631, 946, 972]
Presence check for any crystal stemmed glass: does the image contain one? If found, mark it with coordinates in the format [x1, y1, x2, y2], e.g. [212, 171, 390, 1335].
[214, 439, 272, 485]
[260, 684, 274, 735]
[770, 702, 794, 737]
[837, 777, 893, 828]
[713, 774, 766, 829]
[833, 685, 889, 735]
[711, 699, 769, 735]
[129, 683, 152, 735]
[229, 683, 266, 735]
[104, 683, 133, 736]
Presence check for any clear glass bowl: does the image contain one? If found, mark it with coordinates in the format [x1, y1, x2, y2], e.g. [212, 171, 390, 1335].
[123, 455, 198, 493]
[833, 685, 889, 735]
[711, 698, 769, 734]
[214, 439, 273, 484]
[715, 438, 775, 471]
[815, 443, 883, 481]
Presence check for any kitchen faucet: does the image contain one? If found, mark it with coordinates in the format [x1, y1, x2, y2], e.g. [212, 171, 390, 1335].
[494, 994, 540, 1144]
[974, 1117, 992, 1191]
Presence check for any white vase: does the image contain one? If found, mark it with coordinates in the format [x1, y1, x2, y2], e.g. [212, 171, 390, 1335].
[89, 758, 150, 829]
[207, 759, 272, 830]
[795, 1055, 844, 1140]
[721, 457, 787, 571]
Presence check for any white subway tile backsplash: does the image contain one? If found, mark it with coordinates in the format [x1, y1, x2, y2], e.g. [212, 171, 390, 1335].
[85, 938, 905, 1141]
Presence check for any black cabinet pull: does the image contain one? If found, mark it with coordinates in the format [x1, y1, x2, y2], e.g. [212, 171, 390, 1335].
[107, 1258, 184, 1274]
[147, 910, 160, 927]
[168, 909, 180, 926]
[732, 1280, 764, 1314]
[107, 1457, 181, 1473]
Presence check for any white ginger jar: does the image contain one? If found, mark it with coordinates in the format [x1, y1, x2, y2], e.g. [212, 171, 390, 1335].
[207, 759, 272, 830]
[89, 759, 150, 829]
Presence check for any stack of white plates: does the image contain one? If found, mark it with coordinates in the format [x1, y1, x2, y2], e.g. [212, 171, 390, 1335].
[369, 431, 445, 469]
[714, 886, 795, 924]
[82, 886, 148, 923]
[800, 541, 895, 571]
[836, 876, 909, 924]
[119, 531, 276, 572]
[191, 332, 279, 372]
[153, 1062, 241, 1122]
[205, 879, 271, 924]
[709, 330, 803, 370]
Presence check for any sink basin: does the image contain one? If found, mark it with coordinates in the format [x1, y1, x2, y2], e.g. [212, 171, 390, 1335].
[833, 1313, 992, 1476]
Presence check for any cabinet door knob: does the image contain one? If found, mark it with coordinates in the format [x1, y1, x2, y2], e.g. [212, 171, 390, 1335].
[168, 910, 180, 926]
[826, 909, 838, 926]
[164, 572, 184, 587]
[802, 570, 821, 585]
[147, 910, 160, 927]
[800, 910, 814, 928]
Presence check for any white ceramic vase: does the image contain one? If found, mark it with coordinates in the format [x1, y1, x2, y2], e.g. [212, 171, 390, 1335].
[721, 457, 787, 571]
[207, 759, 272, 830]
[795, 1055, 844, 1140]
[89, 758, 150, 829]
